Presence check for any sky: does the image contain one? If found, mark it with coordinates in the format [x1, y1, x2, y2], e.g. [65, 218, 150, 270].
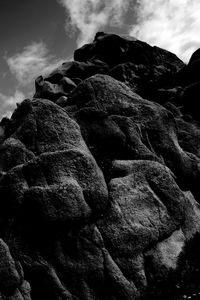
[1, 0, 200, 119]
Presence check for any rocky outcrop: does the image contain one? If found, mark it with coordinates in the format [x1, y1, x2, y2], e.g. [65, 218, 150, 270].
[0, 239, 31, 300]
[1, 32, 200, 299]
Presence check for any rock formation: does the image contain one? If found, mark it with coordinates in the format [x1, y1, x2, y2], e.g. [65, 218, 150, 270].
[1, 32, 200, 299]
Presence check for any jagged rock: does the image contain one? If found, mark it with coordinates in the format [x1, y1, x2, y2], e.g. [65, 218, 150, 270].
[34, 75, 77, 102]
[74, 32, 184, 102]
[109, 62, 142, 92]
[55, 95, 68, 107]
[2, 32, 200, 300]
[44, 59, 109, 83]
[74, 32, 184, 72]
[60, 76, 77, 92]
[34, 75, 69, 101]
[109, 62, 179, 100]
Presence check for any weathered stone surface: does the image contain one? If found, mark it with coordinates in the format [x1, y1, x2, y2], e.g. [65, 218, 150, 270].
[0, 239, 21, 293]
[109, 62, 177, 100]
[19, 149, 108, 229]
[20, 281, 32, 300]
[109, 62, 143, 93]
[44, 60, 109, 83]
[2, 32, 200, 300]
[0, 138, 35, 172]
[0, 241, 20, 291]
[176, 117, 200, 158]
[68, 74, 200, 194]
[34, 75, 77, 102]
[145, 229, 186, 280]
[99, 160, 183, 255]
[5, 98, 87, 155]
[55, 95, 68, 107]
[34, 76, 68, 101]
[0, 134, 108, 224]
[98, 159, 200, 290]
[74, 32, 184, 72]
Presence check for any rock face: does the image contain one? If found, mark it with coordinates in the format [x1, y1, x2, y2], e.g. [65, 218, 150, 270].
[1, 32, 200, 299]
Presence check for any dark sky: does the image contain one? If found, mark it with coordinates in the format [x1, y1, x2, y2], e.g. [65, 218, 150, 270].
[0, 0, 77, 118]
[0, 0, 76, 62]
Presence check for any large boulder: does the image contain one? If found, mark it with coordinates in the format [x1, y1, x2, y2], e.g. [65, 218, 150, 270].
[73, 32, 184, 100]
[5, 98, 88, 155]
[0, 99, 108, 221]
[74, 32, 184, 72]
[0, 97, 109, 299]
[2, 32, 200, 300]
[44, 60, 109, 83]
[33, 75, 73, 102]
[98, 160, 200, 291]
[66, 75, 200, 194]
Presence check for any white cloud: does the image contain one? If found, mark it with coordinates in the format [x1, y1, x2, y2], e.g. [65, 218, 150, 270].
[58, 0, 200, 62]
[6, 42, 64, 86]
[0, 90, 25, 119]
[58, 0, 130, 47]
[130, 0, 200, 62]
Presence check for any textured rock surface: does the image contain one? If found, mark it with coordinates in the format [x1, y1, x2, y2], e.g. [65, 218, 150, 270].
[1, 32, 200, 299]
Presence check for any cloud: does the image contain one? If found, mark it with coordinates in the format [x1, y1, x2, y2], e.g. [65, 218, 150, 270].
[6, 42, 64, 86]
[58, 0, 130, 46]
[0, 90, 25, 119]
[130, 0, 200, 62]
[58, 0, 200, 62]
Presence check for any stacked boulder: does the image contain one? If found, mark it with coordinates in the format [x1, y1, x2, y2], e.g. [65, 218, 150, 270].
[1, 32, 200, 299]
